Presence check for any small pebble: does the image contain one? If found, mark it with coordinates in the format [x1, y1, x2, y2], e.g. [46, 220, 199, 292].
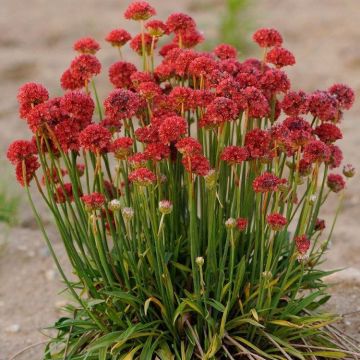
[5, 324, 21, 333]
[45, 269, 57, 281]
[40, 247, 50, 257]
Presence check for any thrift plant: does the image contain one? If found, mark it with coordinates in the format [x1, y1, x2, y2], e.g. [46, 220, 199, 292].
[7, 2, 359, 359]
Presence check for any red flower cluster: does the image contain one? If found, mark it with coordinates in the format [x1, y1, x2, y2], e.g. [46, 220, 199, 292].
[158, 116, 187, 144]
[7, 140, 37, 165]
[176, 137, 202, 156]
[111, 137, 133, 160]
[266, 213, 287, 231]
[182, 154, 210, 177]
[236, 218, 248, 231]
[109, 61, 137, 89]
[128, 167, 157, 185]
[79, 124, 112, 154]
[327, 173, 345, 193]
[73, 37, 100, 54]
[124, 1, 156, 21]
[214, 44, 237, 60]
[105, 29, 131, 47]
[81, 192, 105, 211]
[295, 235, 310, 255]
[221, 146, 249, 165]
[17, 82, 49, 119]
[253, 28, 283, 48]
[266, 47, 295, 68]
[253, 172, 286, 193]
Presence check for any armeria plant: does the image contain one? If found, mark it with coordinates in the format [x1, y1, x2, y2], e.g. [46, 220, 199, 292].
[7, 1, 359, 359]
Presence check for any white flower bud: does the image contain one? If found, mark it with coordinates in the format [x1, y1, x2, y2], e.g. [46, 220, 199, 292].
[122, 207, 134, 220]
[159, 200, 173, 214]
[195, 256, 204, 266]
[108, 199, 121, 211]
[225, 218, 236, 229]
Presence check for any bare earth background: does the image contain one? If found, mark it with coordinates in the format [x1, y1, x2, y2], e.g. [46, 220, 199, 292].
[1, 0, 360, 358]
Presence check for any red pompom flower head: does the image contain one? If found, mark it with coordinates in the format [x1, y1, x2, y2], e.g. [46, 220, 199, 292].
[253, 172, 286, 193]
[105, 29, 131, 48]
[124, 1, 156, 21]
[128, 167, 157, 186]
[81, 192, 105, 212]
[158, 116, 188, 144]
[79, 124, 112, 154]
[253, 28, 283, 48]
[267, 213, 287, 231]
[327, 173, 345, 193]
[17, 82, 49, 119]
[73, 37, 100, 54]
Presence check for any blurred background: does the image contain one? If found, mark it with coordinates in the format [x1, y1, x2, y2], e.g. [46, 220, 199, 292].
[1, 0, 360, 358]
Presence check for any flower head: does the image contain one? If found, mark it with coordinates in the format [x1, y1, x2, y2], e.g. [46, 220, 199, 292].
[129, 167, 157, 186]
[327, 173, 345, 193]
[60, 69, 85, 90]
[245, 129, 272, 160]
[176, 137, 202, 156]
[253, 172, 286, 193]
[237, 86, 270, 117]
[15, 156, 40, 187]
[158, 116, 188, 144]
[81, 192, 105, 211]
[214, 43, 237, 60]
[73, 37, 100, 54]
[266, 213, 287, 231]
[201, 97, 239, 127]
[314, 123, 342, 144]
[236, 217, 248, 231]
[109, 61, 137, 89]
[343, 164, 355, 178]
[159, 200, 173, 214]
[54, 183, 75, 204]
[105, 29, 131, 47]
[281, 90, 309, 116]
[182, 154, 210, 176]
[54, 120, 81, 152]
[111, 137, 133, 159]
[221, 146, 249, 165]
[124, 1, 156, 21]
[60, 91, 95, 128]
[166, 13, 196, 34]
[145, 20, 168, 37]
[303, 140, 331, 164]
[79, 124, 112, 154]
[253, 28, 283, 48]
[69, 54, 101, 83]
[7, 140, 37, 165]
[266, 47, 295, 68]
[104, 89, 142, 120]
[130, 33, 156, 55]
[295, 235, 310, 255]
[309, 91, 339, 122]
[144, 143, 170, 162]
[328, 83, 355, 110]
[17, 82, 49, 119]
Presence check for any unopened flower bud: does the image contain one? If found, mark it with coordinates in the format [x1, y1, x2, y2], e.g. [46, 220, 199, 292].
[195, 256, 204, 266]
[159, 174, 167, 183]
[204, 169, 217, 190]
[343, 164, 355, 178]
[262, 271, 272, 280]
[122, 207, 134, 220]
[309, 195, 317, 205]
[225, 217, 236, 229]
[108, 199, 121, 211]
[159, 200, 173, 214]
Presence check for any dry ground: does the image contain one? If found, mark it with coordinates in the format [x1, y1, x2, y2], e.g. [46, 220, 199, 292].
[1, 0, 360, 358]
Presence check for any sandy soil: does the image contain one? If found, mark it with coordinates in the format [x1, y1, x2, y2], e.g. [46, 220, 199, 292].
[1, 0, 360, 358]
